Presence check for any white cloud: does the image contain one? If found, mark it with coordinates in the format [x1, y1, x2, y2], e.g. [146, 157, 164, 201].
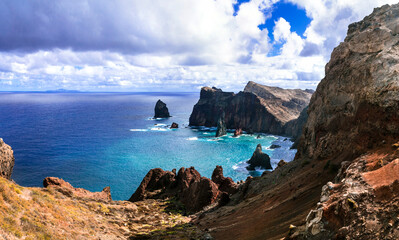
[0, 0, 397, 91]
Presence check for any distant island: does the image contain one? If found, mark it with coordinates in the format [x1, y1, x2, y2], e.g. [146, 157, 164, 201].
[45, 89, 82, 93]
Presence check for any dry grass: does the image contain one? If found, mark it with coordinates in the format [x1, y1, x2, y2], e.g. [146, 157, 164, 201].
[0, 177, 203, 240]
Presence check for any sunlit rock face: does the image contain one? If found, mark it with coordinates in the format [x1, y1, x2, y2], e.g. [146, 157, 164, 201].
[296, 3, 399, 163]
[0, 138, 15, 180]
[189, 82, 312, 137]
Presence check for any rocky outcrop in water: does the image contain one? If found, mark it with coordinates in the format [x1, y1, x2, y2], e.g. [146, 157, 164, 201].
[233, 128, 243, 137]
[170, 122, 179, 128]
[215, 112, 226, 137]
[0, 138, 15, 180]
[246, 144, 272, 171]
[130, 166, 227, 212]
[189, 82, 312, 139]
[154, 99, 170, 118]
[43, 177, 112, 202]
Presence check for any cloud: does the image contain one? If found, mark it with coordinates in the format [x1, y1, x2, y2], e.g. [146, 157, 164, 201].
[0, 0, 397, 91]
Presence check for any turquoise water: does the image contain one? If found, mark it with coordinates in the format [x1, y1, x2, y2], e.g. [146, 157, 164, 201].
[0, 92, 296, 200]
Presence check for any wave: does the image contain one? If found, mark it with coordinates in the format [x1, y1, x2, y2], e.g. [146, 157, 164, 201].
[187, 137, 198, 141]
[150, 127, 169, 131]
[129, 129, 148, 132]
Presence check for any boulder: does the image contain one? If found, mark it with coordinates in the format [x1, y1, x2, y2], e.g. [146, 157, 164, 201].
[43, 177, 112, 202]
[233, 128, 243, 137]
[215, 112, 226, 137]
[0, 138, 15, 180]
[269, 144, 281, 149]
[154, 99, 170, 118]
[211, 165, 238, 195]
[170, 122, 179, 128]
[246, 144, 272, 171]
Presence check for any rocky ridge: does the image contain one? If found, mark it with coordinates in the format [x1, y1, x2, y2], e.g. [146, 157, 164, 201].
[0, 138, 15, 180]
[129, 166, 238, 213]
[195, 3, 399, 239]
[189, 82, 312, 139]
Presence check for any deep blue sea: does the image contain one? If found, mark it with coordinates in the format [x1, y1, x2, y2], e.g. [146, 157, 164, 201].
[0, 92, 296, 200]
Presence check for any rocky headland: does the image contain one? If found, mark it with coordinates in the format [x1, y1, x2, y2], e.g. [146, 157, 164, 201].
[193, 3, 399, 239]
[189, 82, 313, 142]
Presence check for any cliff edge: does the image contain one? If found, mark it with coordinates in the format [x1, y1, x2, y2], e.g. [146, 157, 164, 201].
[0, 138, 15, 180]
[189, 83, 312, 138]
[195, 3, 399, 239]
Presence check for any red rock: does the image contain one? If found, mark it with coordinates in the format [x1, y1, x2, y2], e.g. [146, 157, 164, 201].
[233, 128, 243, 137]
[180, 177, 220, 212]
[211, 165, 238, 195]
[129, 168, 176, 202]
[43, 177, 112, 202]
[130, 166, 223, 212]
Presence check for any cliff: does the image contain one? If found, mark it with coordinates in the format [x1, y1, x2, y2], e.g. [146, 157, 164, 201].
[195, 3, 399, 239]
[189, 83, 313, 137]
[0, 138, 15, 180]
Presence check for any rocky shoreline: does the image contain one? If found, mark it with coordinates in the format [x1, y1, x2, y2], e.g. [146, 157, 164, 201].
[189, 82, 313, 144]
[1, 3, 399, 240]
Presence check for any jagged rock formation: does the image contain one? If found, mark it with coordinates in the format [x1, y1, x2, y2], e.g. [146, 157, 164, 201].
[211, 165, 238, 195]
[215, 112, 226, 137]
[195, 4, 399, 240]
[43, 177, 112, 202]
[0, 138, 15, 180]
[189, 82, 312, 138]
[246, 144, 272, 171]
[130, 166, 238, 212]
[154, 99, 171, 118]
[170, 122, 179, 128]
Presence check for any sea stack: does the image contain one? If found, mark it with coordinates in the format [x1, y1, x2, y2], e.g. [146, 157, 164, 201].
[246, 144, 272, 171]
[154, 99, 171, 118]
[215, 112, 227, 137]
[0, 138, 15, 180]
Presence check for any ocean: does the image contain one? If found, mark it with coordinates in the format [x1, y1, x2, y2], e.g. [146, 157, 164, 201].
[0, 92, 296, 200]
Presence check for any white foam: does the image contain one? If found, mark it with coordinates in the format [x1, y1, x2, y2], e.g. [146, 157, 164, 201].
[129, 129, 148, 132]
[150, 127, 169, 131]
[187, 137, 198, 141]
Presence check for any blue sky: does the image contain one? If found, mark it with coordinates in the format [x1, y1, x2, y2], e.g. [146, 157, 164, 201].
[0, 0, 396, 92]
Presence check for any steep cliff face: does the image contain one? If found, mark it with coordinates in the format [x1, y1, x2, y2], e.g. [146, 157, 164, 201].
[296, 3, 399, 163]
[189, 83, 312, 136]
[196, 4, 399, 240]
[0, 138, 15, 180]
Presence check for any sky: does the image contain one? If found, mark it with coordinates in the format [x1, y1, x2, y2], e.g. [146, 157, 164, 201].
[0, 0, 397, 92]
